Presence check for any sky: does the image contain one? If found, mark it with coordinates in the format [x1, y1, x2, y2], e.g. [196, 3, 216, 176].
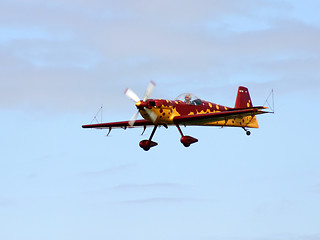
[1, 0, 320, 240]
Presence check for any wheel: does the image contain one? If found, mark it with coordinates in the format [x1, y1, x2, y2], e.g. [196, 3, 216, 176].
[246, 131, 251, 136]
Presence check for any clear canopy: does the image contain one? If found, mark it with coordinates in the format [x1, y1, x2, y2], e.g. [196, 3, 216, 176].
[175, 93, 203, 105]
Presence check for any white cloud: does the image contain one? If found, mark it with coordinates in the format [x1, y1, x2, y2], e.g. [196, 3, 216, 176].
[80, 163, 136, 177]
[1, 0, 319, 112]
[116, 197, 197, 205]
[0, 198, 16, 207]
[113, 182, 183, 191]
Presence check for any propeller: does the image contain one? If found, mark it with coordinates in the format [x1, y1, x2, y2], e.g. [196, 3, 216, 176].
[145, 108, 158, 122]
[124, 88, 140, 103]
[125, 81, 157, 126]
[129, 111, 139, 127]
[143, 80, 155, 101]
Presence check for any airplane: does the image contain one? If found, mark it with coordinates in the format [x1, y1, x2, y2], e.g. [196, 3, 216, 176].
[82, 81, 271, 151]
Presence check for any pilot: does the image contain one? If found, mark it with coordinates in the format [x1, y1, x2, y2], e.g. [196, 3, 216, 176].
[185, 93, 192, 104]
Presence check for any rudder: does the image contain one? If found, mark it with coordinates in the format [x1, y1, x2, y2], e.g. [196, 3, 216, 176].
[234, 86, 253, 109]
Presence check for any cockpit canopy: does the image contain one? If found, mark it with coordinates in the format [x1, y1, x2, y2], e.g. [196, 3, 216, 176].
[175, 93, 203, 105]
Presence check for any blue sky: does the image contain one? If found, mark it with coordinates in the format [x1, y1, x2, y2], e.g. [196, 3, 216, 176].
[1, 1, 320, 240]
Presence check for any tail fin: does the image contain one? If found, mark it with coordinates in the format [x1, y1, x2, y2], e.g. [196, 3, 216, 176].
[234, 86, 253, 109]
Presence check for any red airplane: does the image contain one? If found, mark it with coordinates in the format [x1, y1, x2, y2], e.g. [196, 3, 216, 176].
[82, 82, 270, 151]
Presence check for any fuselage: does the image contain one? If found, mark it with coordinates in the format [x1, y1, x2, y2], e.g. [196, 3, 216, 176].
[137, 99, 259, 128]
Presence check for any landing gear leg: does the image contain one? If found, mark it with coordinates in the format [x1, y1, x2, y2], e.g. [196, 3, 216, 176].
[176, 124, 198, 147]
[139, 125, 158, 151]
[242, 127, 251, 136]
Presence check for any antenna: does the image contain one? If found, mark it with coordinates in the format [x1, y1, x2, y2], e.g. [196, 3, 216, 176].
[263, 89, 275, 113]
[90, 105, 103, 124]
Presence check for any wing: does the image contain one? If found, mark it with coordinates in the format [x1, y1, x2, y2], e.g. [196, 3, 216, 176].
[173, 107, 268, 125]
[82, 119, 154, 129]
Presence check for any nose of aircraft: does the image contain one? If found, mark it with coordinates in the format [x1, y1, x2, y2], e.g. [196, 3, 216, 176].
[136, 101, 147, 109]
[125, 81, 157, 126]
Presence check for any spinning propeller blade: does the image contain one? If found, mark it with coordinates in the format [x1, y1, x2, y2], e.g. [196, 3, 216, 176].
[129, 111, 139, 126]
[143, 81, 155, 101]
[125, 81, 157, 126]
[145, 108, 158, 123]
[124, 88, 140, 103]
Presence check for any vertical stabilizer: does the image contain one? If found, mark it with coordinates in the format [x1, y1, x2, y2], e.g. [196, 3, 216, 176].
[234, 86, 253, 109]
